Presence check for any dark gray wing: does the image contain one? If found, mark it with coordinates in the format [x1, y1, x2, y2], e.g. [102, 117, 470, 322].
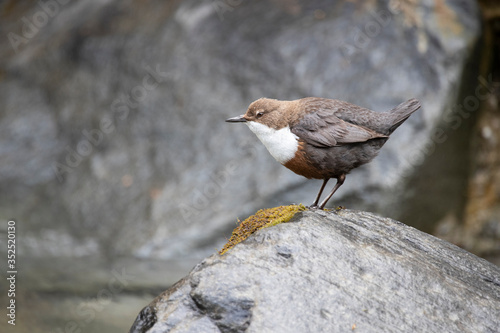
[291, 108, 387, 148]
[298, 97, 420, 136]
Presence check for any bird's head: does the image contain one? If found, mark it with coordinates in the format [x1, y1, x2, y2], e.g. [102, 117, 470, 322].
[225, 98, 290, 130]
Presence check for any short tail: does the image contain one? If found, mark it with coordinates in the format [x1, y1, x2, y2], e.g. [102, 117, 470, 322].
[386, 98, 421, 134]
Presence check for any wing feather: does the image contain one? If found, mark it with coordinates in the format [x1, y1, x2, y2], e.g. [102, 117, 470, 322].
[291, 111, 387, 148]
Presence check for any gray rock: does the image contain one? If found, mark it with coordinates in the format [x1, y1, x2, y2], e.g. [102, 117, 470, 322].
[131, 210, 500, 333]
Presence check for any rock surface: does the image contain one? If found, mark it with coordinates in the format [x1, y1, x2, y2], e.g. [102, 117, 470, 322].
[131, 210, 500, 333]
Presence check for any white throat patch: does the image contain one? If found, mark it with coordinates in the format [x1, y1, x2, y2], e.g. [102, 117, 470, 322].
[246, 122, 299, 164]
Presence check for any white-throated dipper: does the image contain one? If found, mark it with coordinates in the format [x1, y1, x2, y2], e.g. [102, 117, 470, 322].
[226, 97, 421, 209]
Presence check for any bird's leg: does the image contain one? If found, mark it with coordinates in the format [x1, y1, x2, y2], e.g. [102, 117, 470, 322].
[310, 178, 329, 208]
[318, 174, 346, 209]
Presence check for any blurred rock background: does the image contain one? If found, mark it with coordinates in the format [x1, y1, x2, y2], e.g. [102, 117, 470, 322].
[0, 0, 498, 332]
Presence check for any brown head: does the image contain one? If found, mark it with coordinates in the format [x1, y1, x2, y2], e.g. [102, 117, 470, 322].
[225, 98, 297, 130]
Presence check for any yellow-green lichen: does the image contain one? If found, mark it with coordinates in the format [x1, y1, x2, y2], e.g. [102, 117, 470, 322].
[219, 204, 307, 255]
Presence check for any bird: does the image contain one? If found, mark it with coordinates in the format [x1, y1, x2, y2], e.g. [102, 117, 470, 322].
[226, 97, 421, 209]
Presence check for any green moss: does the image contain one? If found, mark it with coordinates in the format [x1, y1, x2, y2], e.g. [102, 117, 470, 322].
[219, 204, 307, 255]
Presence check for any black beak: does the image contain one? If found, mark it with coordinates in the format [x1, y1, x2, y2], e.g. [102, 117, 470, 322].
[225, 115, 247, 123]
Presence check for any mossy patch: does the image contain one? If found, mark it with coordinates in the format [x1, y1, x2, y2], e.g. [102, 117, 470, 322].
[219, 204, 307, 255]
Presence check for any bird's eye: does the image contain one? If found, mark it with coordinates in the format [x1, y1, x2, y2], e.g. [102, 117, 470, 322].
[256, 112, 264, 118]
